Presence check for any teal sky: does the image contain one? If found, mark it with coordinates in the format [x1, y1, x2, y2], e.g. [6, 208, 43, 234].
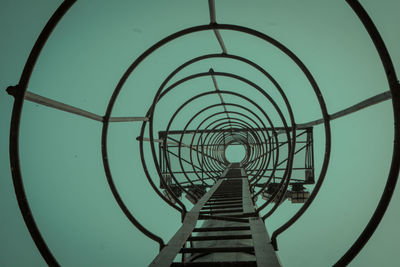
[1, 0, 399, 266]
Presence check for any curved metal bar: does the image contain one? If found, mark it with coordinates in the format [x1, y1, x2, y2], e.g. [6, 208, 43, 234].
[180, 111, 270, 180]
[102, 21, 330, 255]
[146, 52, 296, 177]
[215, 118, 265, 167]
[177, 117, 212, 187]
[175, 106, 250, 187]
[187, 102, 272, 181]
[200, 116, 270, 179]
[163, 95, 255, 191]
[102, 113, 166, 248]
[270, 130, 330, 245]
[7, 1, 76, 265]
[101, 124, 165, 249]
[104, 23, 321, 216]
[146, 102, 189, 216]
[11, 1, 390, 264]
[187, 105, 268, 180]
[103, 27, 218, 224]
[180, 106, 231, 185]
[159, 112, 234, 200]
[172, 108, 257, 192]
[333, 0, 400, 265]
[213, 122, 264, 169]
[138, 116, 184, 213]
[158, 70, 288, 175]
[211, 27, 330, 227]
[142, 33, 295, 216]
[149, 52, 296, 172]
[187, 104, 272, 181]
[159, 70, 290, 214]
[207, 72, 294, 208]
[162, 90, 277, 175]
[150, 70, 284, 192]
[162, 134, 199, 202]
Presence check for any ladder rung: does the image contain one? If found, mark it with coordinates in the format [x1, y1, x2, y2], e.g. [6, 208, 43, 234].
[210, 196, 242, 200]
[188, 234, 252, 241]
[213, 191, 241, 193]
[204, 202, 243, 206]
[205, 202, 242, 207]
[201, 204, 242, 210]
[198, 215, 249, 223]
[193, 226, 250, 232]
[171, 261, 257, 267]
[206, 202, 242, 206]
[212, 193, 241, 195]
[208, 197, 242, 201]
[211, 195, 242, 198]
[219, 212, 258, 218]
[180, 246, 254, 254]
[200, 208, 243, 214]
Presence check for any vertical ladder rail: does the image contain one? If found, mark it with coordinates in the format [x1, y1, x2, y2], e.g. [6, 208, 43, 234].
[153, 166, 281, 266]
[149, 180, 223, 267]
[243, 179, 281, 267]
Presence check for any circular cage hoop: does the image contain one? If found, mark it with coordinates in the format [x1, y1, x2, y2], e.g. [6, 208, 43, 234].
[6, 0, 399, 266]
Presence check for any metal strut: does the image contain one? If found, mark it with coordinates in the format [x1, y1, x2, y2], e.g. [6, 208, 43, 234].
[150, 166, 281, 266]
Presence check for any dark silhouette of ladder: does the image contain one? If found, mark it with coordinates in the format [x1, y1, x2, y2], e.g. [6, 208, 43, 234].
[150, 164, 281, 266]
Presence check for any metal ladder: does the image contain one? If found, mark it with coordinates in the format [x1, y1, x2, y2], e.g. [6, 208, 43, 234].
[150, 166, 281, 267]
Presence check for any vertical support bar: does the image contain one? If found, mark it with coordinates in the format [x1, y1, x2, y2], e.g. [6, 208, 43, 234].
[201, 135, 204, 180]
[209, 69, 234, 134]
[150, 180, 223, 267]
[208, 0, 228, 54]
[249, 218, 282, 267]
[242, 178, 254, 214]
[208, 0, 216, 23]
[243, 179, 281, 267]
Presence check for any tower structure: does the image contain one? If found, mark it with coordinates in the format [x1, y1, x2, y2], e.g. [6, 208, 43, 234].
[149, 126, 313, 266]
[5, 0, 399, 266]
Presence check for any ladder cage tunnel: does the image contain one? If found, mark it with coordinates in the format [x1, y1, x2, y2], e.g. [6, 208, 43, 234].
[5, 0, 399, 266]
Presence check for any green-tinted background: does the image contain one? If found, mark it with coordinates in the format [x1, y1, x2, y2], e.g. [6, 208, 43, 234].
[1, 0, 399, 266]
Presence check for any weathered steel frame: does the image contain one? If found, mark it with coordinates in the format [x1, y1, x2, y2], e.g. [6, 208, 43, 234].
[6, 0, 398, 266]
